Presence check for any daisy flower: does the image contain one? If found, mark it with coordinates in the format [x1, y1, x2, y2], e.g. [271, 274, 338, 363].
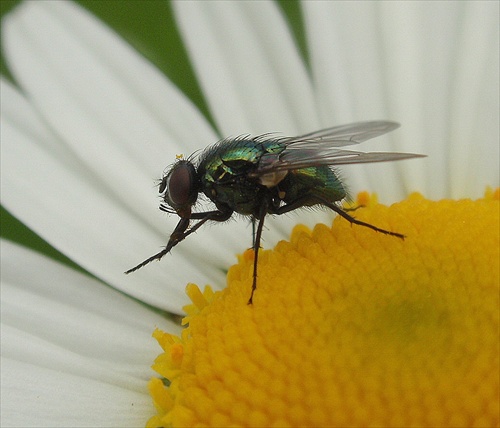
[1, 1, 498, 426]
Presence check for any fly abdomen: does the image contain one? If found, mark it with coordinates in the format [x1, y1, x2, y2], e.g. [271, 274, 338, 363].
[279, 166, 346, 206]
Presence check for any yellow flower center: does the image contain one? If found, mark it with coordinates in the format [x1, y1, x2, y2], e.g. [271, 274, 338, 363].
[147, 190, 499, 428]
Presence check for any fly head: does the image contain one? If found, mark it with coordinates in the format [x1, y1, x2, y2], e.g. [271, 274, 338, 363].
[161, 159, 199, 218]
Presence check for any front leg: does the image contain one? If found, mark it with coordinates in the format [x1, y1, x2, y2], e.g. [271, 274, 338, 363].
[125, 207, 233, 274]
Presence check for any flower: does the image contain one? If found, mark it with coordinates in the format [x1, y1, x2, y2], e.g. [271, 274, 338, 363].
[1, 1, 498, 426]
[148, 191, 499, 427]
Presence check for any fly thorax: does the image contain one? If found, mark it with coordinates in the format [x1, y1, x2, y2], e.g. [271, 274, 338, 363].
[258, 170, 288, 188]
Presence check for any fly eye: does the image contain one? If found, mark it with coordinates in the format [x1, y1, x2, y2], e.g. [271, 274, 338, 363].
[165, 161, 198, 208]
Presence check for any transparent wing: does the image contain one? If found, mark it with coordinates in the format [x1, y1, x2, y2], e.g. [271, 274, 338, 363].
[281, 120, 400, 147]
[252, 121, 425, 176]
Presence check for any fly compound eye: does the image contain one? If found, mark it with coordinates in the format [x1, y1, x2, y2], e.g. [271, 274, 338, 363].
[165, 161, 198, 208]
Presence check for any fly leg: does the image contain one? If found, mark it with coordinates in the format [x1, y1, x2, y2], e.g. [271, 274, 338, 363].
[125, 207, 233, 274]
[248, 201, 268, 305]
[325, 201, 405, 239]
[251, 217, 257, 247]
[342, 204, 363, 213]
[272, 195, 405, 239]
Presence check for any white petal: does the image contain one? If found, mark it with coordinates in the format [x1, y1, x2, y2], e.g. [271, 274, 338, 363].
[445, 1, 499, 197]
[3, 1, 216, 202]
[1, 78, 191, 312]
[2, 358, 151, 427]
[1, 240, 180, 426]
[304, 1, 499, 200]
[304, 2, 421, 201]
[379, 1, 499, 199]
[173, 0, 320, 136]
[1, 1, 251, 311]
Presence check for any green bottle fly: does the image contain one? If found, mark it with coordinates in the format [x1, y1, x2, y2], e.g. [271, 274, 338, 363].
[126, 121, 425, 304]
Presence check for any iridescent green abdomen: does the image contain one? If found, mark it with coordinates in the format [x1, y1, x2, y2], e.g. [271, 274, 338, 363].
[280, 166, 346, 205]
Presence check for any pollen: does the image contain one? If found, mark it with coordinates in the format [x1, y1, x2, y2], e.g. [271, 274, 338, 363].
[147, 189, 499, 427]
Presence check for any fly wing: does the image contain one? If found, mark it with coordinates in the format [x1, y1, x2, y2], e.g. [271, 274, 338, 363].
[281, 120, 400, 147]
[252, 121, 425, 176]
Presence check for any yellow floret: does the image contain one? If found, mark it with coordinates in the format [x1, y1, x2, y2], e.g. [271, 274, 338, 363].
[148, 190, 499, 427]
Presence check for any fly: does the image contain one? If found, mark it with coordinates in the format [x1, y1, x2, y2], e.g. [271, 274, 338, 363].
[125, 121, 425, 304]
